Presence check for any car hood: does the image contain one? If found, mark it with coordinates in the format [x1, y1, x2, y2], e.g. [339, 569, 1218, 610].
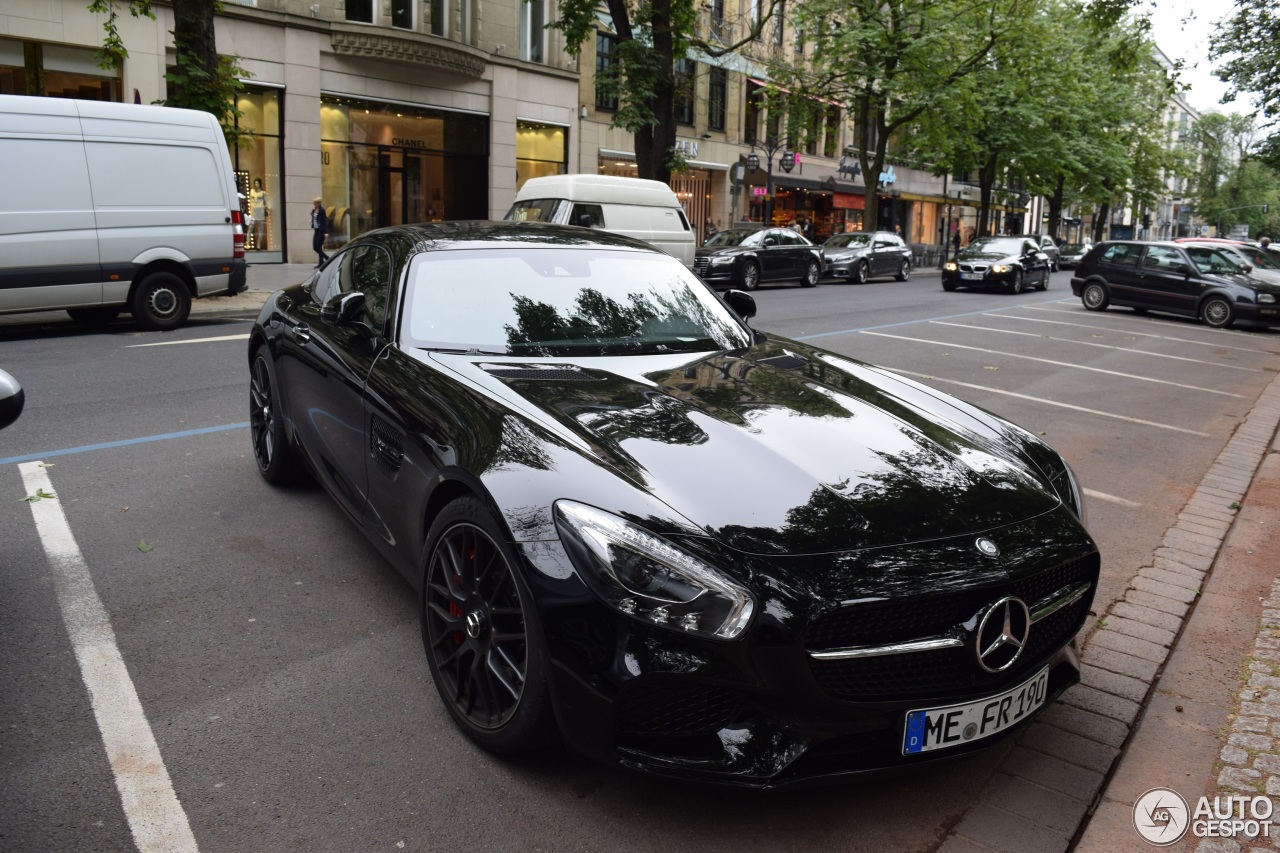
[423, 338, 1062, 556]
[958, 251, 1018, 263]
[824, 247, 870, 259]
[697, 246, 751, 258]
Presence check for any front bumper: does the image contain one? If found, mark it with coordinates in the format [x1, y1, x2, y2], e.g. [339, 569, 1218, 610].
[943, 268, 1018, 288]
[523, 512, 1100, 787]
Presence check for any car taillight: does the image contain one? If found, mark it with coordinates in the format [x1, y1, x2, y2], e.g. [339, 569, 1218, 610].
[231, 210, 245, 259]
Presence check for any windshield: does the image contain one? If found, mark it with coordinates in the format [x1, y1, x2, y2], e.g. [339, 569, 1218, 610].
[505, 199, 565, 223]
[1238, 246, 1279, 269]
[703, 230, 755, 248]
[965, 237, 1026, 255]
[401, 248, 753, 357]
[824, 233, 871, 248]
[1185, 247, 1243, 275]
[1060, 243, 1088, 253]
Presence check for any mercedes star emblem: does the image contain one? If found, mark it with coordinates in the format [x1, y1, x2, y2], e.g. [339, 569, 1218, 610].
[975, 537, 1000, 558]
[974, 596, 1031, 673]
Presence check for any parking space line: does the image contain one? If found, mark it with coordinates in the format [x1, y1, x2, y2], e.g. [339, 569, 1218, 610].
[890, 371, 1211, 436]
[125, 333, 249, 348]
[1083, 488, 1142, 508]
[0, 423, 249, 466]
[860, 331, 1246, 397]
[1019, 308, 1279, 351]
[929, 320, 1261, 371]
[792, 296, 1072, 342]
[18, 462, 199, 853]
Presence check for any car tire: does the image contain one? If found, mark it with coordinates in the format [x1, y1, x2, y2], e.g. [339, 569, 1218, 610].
[421, 497, 556, 754]
[1201, 296, 1235, 329]
[1007, 269, 1025, 295]
[1051, 258, 1060, 273]
[67, 307, 121, 327]
[854, 261, 869, 284]
[1081, 281, 1110, 311]
[895, 259, 911, 281]
[249, 349, 305, 485]
[801, 258, 820, 287]
[942, 279, 957, 292]
[130, 272, 191, 331]
[1040, 270, 1049, 290]
[740, 260, 760, 291]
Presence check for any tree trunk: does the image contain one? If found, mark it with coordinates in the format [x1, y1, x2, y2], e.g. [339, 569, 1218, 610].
[977, 154, 998, 237]
[1093, 202, 1110, 243]
[169, 0, 219, 107]
[633, 0, 676, 184]
[1047, 175, 1065, 241]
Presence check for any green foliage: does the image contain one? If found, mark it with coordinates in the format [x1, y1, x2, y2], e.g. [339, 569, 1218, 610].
[1209, 0, 1280, 124]
[88, 0, 156, 70]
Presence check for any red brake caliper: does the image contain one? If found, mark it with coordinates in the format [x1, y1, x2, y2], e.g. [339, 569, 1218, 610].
[450, 569, 464, 644]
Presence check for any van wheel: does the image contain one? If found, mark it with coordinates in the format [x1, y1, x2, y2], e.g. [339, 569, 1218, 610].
[131, 272, 191, 331]
[67, 307, 121, 327]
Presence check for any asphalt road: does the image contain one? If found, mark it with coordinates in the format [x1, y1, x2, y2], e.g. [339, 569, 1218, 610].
[2, 268, 1279, 852]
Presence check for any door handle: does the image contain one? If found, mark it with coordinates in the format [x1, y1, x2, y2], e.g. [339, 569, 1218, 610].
[294, 324, 311, 344]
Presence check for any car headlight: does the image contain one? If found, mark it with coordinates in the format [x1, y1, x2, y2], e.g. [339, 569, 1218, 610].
[992, 264, 1010, 274]
[1259, 293, 1276, 304]
[944, 262, 957, 271]
[708, 255, 735, 265]
[554, 501, 755, 639]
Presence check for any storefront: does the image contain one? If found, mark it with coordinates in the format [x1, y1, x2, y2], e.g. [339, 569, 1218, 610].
[0, 37, 120, 100]
[516, 120, 568, 190]
[319, 95, 489, 247]
[231, 85, 284, 261]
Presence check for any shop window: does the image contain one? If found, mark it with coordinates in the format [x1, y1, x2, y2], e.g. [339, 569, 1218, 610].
[516, 120, 567, 190]
[394, 0, 415, 30]
[0, 38, 120, 100]
[708, 68, 726, 132]
[231, 87, 284, 258]
[520, 0, 546, 63]
[674, 59, 694, 126]
[595, 33, 618, 111]
[346, 0, 374, 22]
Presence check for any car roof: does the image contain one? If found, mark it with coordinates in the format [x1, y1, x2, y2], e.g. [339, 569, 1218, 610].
[356, 220, 663, 255]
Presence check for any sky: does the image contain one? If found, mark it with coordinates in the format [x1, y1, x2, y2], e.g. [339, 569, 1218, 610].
[1144, 0, 1246, 116]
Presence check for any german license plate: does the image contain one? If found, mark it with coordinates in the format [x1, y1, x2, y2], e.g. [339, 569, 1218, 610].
[902, 666, 1049, 755]
[960, 272, 983, 281]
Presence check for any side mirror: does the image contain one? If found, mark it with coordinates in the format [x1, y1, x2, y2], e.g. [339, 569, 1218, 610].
[578, 213, 594, 228]
[763, 236, 777, 247]
[724, 289, 757, 320]
[1242, 263, 1254, 274]
[0, 368, 24, 430]
[322, 291, 368, 328]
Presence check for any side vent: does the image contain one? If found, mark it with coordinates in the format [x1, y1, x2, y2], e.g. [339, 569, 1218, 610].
[370, 414, 405, 473]
[480, 364, 600, 381]
[759, 353, 809, 371]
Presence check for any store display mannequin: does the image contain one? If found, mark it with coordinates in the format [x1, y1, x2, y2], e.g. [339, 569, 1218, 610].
[249, 178, 269, 249]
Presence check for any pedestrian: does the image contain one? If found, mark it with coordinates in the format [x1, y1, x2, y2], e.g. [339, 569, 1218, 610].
[1261, 236, 1272, 249]
[311, 196, 329, 268]
[704, 216, 718, 240]
[951, 230, 961, 257]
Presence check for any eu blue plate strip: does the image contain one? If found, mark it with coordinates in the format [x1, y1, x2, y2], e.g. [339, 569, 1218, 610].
[0, 422, 250, 465]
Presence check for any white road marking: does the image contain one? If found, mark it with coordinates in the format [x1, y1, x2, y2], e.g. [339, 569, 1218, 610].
[891, 370, 1211, 436]
[929, 320, 1261, 371]
[1018, 308, 1278, 352]
[126, 334, 249, 348]
[17, 462, 199, 853]
[860, 330, 1245, 397]
[1083, 488, 1142, 508]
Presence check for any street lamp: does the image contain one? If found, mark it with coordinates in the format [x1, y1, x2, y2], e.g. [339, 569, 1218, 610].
[747, 136, 791, 227]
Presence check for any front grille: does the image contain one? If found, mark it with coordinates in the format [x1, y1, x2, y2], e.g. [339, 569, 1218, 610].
[694, 257, 711, 276]
[805, 555, 1097, 702]
[958, 263, 991, 273]
[615, 679, 746, 737]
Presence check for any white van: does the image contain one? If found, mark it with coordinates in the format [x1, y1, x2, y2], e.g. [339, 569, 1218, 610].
[506, 174, 696, 268]
[0, 96, 246, 330]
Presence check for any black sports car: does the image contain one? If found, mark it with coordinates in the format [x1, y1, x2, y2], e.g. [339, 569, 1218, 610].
[694, 227, 823, 290]
[943, 236, 1052, 294]
[249, 221, 1098, 787]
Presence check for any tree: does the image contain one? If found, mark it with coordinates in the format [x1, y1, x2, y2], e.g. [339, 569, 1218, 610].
[1209, 0, 1280, 172]
[90, 0, 247, 144]
[550, 0, 779, 183]
[768, 0, 1026, 232]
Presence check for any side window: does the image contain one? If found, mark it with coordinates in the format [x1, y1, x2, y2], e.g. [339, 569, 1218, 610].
[351, 245, 393, 331]
[1100, 243, 1140, 267]
[312, 252, 347, 304]
[1142, 246, 1185, 270]
[570, 203, 605, 228]
[675, 208, 691, 232]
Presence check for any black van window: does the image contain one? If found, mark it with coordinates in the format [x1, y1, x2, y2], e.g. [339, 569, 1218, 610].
[570, 204, 606, 228]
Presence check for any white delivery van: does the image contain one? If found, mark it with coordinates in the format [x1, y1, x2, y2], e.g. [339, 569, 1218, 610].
[0, 96, 247, 330]
[506, 174, 696, 268]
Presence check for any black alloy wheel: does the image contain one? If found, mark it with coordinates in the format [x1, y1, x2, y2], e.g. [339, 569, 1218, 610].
[739, 260, 760, 290]
[1081, 282, 1110, 311]
[131, 271, 192, 331]
[854, 261, 869, 284]
[1201, 296, 1236, 329]
[802, 258, 820, 287]
[1008, 269, 1025, 295]
[249, 350, 304, 484]
[422, 498, 554, 753]
[896, 259, 911, 281]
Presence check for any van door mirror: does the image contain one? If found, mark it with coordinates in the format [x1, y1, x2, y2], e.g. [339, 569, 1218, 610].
[578, 214, 593, 228]
[0, 368, 24, 430]
[724, 289, 756, 320]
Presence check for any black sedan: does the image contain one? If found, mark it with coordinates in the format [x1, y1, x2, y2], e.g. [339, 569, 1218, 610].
[694, 227, 822, 290]
[249, 221, 1098, 787]
[822, 231, 913, 283]
[943, 237, 1051, 294]
[1072, 240, 1280, 328]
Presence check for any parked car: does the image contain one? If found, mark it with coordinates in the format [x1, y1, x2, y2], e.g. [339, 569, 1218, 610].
[0, 368, 22, 430]
[942, 236, 1052, 294]
[1018, 234, 1060, 271]
[1058, 242, 1093, 270]
[1071, 241, 1280, 329]
[1176, 240, 1280, 285]
[248, 220, 1098, 786]
[821, 231, 913, 283]
[694, 227, 823, 290]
